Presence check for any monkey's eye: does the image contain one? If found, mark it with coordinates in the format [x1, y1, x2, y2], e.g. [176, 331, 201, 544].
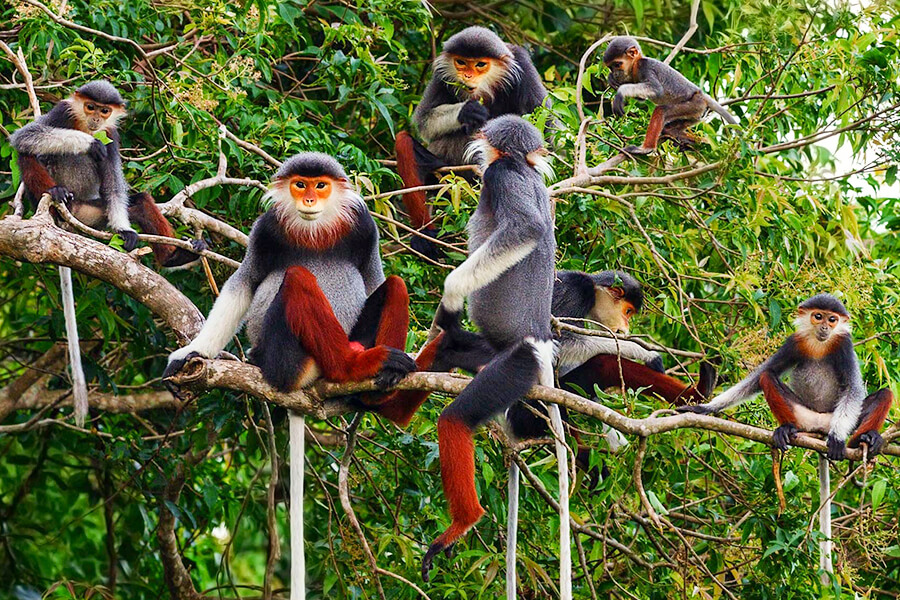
[829, 316, 838, 323]
[295, 181, 306, 189]
[86, 103, 96, 111]
[475, 61, 487, 68]
[625, 307, 634, 317]
[100, 107, 111, 116]
[316, 182, 327, 190]
[455, 59, 466, 66]
[813, 313, 822, 321]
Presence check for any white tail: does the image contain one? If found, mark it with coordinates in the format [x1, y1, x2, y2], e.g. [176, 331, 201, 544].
[59, 267, 88, 426]
[290, 413, 306, 600]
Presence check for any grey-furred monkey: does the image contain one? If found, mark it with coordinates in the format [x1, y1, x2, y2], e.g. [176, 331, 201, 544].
[163, 152, 415, 394]
[9, 80, 205, 268]
[421, 115, 571, 598]
[680, 294, 893, 461]
[395, 26, 550, 257]
[603, 36, 737, 155]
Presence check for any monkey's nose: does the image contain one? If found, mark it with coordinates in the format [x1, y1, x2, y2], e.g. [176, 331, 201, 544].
[303, 197, 316, 206]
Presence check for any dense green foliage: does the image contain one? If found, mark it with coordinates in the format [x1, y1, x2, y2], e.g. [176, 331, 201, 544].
[2, 0, 900, 598]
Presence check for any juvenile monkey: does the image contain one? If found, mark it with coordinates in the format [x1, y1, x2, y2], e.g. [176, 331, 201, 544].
[10, 80, 206, 267]
[395, 26, 549, 257]
[680, 294, 893, 461]
[603, 36, 737, 155]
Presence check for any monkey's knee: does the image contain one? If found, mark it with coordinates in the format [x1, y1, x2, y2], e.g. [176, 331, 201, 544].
[760, 370, 797, 425]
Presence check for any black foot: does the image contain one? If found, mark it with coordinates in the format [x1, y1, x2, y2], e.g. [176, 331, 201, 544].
[118, 229, 139, 252]
[624, 145, 654, 156]
[772, 423, 798, 451]
[698, 360, 719, 399]
[826, 434, 847, 461]
[422, 540, 452, 582]
[676, 404, 713, 415]
[190, 238, 209, 254]
[47, 185, 74, 205]
[646, 353, 665, 373]
[410, 227, 444, 260]
[373, 348, 416, 389]
[854, 430, 884, 457]
[163, 351, 201, 395]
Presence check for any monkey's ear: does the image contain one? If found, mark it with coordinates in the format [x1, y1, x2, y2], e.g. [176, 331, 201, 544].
[606, 286, 625, 300]
[626, 46, 640, 57]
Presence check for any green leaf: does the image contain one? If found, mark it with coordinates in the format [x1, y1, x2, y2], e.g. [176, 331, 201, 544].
[871, 479, 887, 511]
[93, 130, 112, 145]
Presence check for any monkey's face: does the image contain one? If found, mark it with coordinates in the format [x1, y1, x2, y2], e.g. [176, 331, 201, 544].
[605, 46, 641, 85]
[591, 286, 637, 334]
[450, 55, 495, 88]
[795, 308, 851, 348]
[286, 175, 340, 221]
[72, 93, 124, 132]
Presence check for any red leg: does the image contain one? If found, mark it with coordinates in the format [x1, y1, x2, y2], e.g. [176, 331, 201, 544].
[374, 275, 410, 348]
[422, 414, 485, 580]
[759, 371, 799, 426]
[18, 154, 56, 200]
[395, 131, 431, 229]
[561, 355, 704, 406]
[850, 388, 893, 442]
[641, 106, 665, 150]
[128, 192, 203, 268]
[375, 332, 445, 427]
[283, 266, 391, 382]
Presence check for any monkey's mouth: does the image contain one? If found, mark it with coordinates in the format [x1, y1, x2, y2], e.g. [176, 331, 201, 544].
[296, 208, 323, 221]
[815, 331, 830, 342]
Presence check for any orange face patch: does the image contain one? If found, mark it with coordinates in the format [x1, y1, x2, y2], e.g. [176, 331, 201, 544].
[287, 175, 336, 211]
[72, 92, 125, 133]
[450, 55, 498, 87]
[804, 308, 845, 329]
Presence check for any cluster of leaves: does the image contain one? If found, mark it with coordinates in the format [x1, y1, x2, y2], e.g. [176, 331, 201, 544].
[1, 0, 900, 598]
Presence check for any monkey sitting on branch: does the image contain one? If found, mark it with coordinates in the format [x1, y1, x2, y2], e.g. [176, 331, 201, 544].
[680, 294, 893, 461]
[603, 36, 737, 155]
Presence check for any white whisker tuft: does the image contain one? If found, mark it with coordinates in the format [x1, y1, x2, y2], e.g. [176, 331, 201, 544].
[527, 150, 553, 181]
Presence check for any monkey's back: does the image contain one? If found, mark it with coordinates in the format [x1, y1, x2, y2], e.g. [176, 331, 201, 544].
[639, 58, 701, 105]
[467, 161, 555, 348]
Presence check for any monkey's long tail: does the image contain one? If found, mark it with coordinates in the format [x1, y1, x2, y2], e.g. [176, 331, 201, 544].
[703, 93, 738, 125]
[59, 266, 89, 427]
[817, 455, 833, 584]
[290, 412, 306, 600]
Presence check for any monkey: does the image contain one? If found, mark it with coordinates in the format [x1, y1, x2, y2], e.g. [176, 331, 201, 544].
[417, 115, 570, 597]
[9, 80, 206, 268]
[163, 152, 417, 396]
[395, 26, 550, 258]
[603, 36, 737, 156]
[508, 269, 717, 439]
[679, 294, 893, 461]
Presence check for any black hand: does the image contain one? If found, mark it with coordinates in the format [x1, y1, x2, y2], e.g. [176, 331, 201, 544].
[162, 351, 201, 396]
[89, 138, 109, 163]
[856, 431, 884, 457]
[607, 71, 621, 90]
[435, 303, 464, 336]
[422, 540, 451, 582]
[676, 404, 713, 415]
[772, 423, 798, 451]
[458, 100, 490, 135]
[118, 229, 139, 252]
[826, 434, 846, 461]
[612, 92, 626, 117]
[190, 238, 209, 254]
[646, 354, 665, 373]
[47, 185, 73, 205]
[373, 348, 416, 389]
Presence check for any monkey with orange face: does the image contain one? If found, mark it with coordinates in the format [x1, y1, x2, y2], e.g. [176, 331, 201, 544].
[395, 26, 550, 257]
[164, 153, 419, 399]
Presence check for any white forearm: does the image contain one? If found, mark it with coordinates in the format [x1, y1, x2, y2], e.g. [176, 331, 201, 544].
[441, 239, 537, 311]
[829, 396, 862, 440]
[616, 83, 657, 100]
[170, 279, 252, 360]
[556, 334, 656, 375]
[418, 103, 466, 142]
[12, 124, 95, 155]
